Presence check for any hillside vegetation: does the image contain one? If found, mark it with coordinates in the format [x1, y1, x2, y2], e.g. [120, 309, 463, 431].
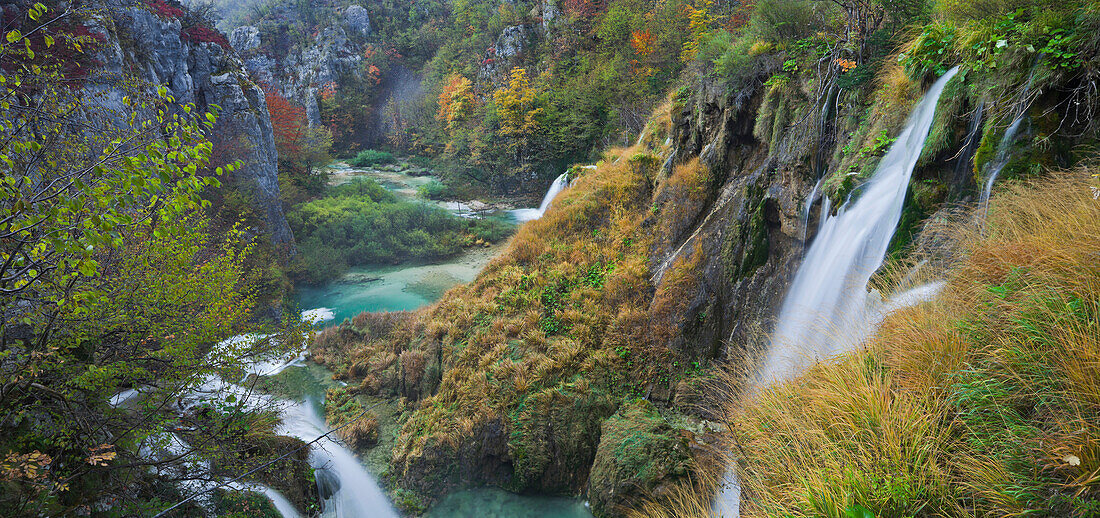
[638, 169, 1100, 517]
[310, 134, 712, 511]
[232, 0, 751, 194]
[303, 0, 1100, 514]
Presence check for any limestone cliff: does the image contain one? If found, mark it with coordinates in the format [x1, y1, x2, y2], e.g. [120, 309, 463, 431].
[86, 1, 294, 246]
[233, 4, 369, 128]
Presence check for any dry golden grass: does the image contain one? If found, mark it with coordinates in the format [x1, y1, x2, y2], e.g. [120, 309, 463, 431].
[637, 169, 1100, 517]
[652, 158, 712, 254]
[368, 139, 724, 478]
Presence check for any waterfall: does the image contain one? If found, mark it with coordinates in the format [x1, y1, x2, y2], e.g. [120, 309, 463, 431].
[799, 177, 825, 245]
[979, 114, 1025, 207]
[712, 66, 959, 515]
[155, 334, 399, 518]
[761, 66, 958, 383]
[278, 399, 400, 518]
[953, 101, 985, 192]
[980, 65, 1039, 206]
[511, 172, 570, 222]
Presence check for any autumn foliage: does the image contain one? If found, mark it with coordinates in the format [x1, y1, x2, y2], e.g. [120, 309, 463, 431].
[265, 87, 307, 158]
[630, 30, 657, 57]
[146, 0, 184, 19]
[564, 0, 607, 19]
[182, 24, 230, 50]
[493, 68, 542, 138]
[437, 74, 477, 129]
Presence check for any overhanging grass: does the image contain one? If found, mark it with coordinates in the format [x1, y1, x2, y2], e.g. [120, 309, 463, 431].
[636, 170, 1100, 517]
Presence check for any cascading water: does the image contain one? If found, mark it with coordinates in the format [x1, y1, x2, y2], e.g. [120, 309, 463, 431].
[712, 66, 959, 516]
[511, 172, 570, 222]
[979, 114, 1025, 207]
[952, 101, 985, 192]
[799, 178, 826, 245]
[277, 399, 400, 518]
[980, 66, 1039, 206]
[151, 335, 399, 518]
[761, 66, 959, 383]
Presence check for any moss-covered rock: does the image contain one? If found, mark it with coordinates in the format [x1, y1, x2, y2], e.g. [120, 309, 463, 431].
[507, 385, 618, 494]
[587, 399, 694, 517]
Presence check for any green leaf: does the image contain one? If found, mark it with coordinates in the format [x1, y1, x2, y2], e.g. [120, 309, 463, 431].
[844, 505, 875, 518]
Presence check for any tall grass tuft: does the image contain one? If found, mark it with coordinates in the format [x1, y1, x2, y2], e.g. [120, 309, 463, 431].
[637, 169, 1100, 517]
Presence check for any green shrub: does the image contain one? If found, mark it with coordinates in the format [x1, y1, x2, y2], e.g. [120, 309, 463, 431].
[349, 149, 395, 167]
[212, 489, 282, 518]
[286, 178, 514, 285]
[748, 0, 826, 44]
[417, 179, 453, 200]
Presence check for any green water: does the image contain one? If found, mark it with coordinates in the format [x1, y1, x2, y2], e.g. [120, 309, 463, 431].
[255, 361, 341, 401]
[426, 488, 592, 518]
[294, 244, 501, 324]
[297, 161, 592, 517]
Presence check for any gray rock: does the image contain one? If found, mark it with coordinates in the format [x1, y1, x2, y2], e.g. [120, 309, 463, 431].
[479, 24, 532, 86]
[541, 0, 560, 30]
[281, 26, 362, 126]
[86, 7, 294, 247]
[344, 5, 372, 37]
[230, 25, 260, 52]
[243, 55, 277, 85]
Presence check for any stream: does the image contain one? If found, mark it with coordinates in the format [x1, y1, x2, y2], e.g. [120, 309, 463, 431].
[277, 164, 593, 517]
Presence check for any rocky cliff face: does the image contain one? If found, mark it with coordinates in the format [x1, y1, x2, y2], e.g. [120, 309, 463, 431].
[234, 4, 370, 128]
[87, 2, 294, 246]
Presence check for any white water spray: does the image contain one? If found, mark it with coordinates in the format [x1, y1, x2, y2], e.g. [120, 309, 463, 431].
[278, 400, 400, 518]
[761, 66, 959, 383]
[511, 172, 570, 222]
[712, 66, 959, 515]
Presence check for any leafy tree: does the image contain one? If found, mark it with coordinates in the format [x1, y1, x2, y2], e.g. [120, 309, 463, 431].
[681, 0, 719, 62]
[494, 68, 542, 139]
[0, 5, 299, 514]
[437, 74, 478, 130]
[265, 86, 332, 203]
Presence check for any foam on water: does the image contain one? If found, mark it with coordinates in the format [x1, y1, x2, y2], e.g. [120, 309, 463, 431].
[511, 172, 570, 222]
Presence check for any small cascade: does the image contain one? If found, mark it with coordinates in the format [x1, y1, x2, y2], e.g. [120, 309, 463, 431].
[980, 66, 1039, 206]
[979, 114, 1025, 207]
[814, 84, 841, 179]
[712, 66, 959, 515]
[799, 84, 841, 248]
[278, 400, 400, 518]
[301, 307, 336, 324]
[952, 101, 985, 193]
[511, 172, 570, 222]
[799, 177, 825, 244]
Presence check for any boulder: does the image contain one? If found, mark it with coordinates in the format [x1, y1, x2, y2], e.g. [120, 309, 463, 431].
[587, 399, 693, 517]
[230, 25, 260, 52]
[345, 5, 372, 37]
